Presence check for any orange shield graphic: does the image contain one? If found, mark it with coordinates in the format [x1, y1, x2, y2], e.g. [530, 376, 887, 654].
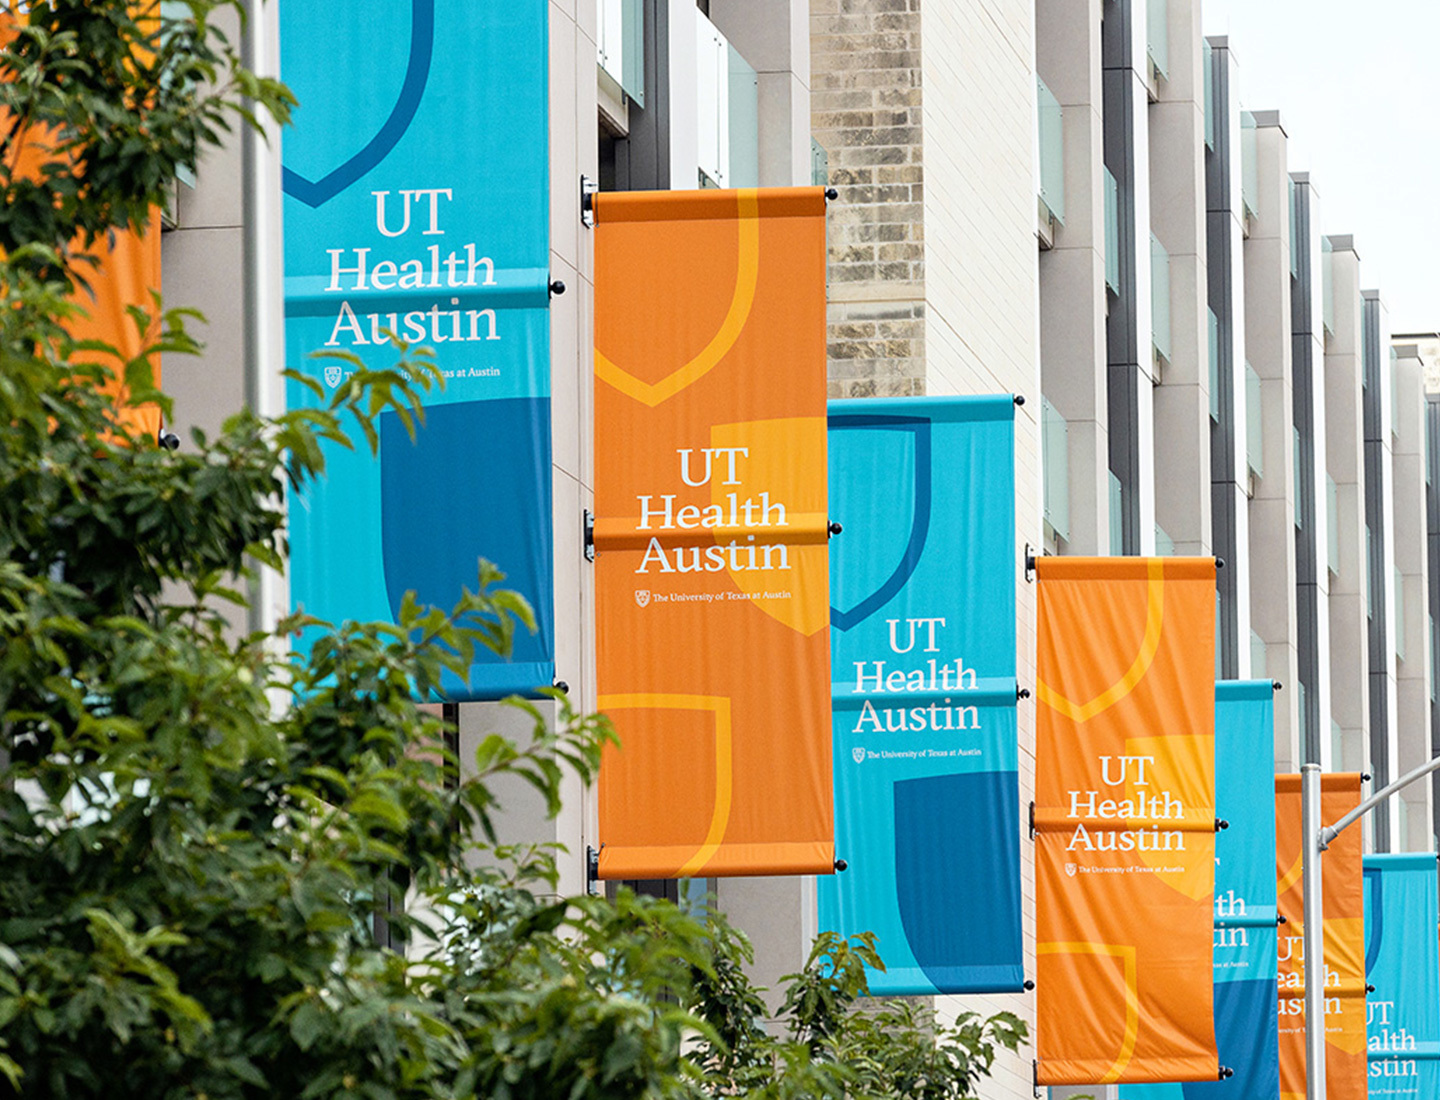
[593, 187, 833, 879]
[1275, 773, 1366, 1100]
[1034, 557, 1219, 1084]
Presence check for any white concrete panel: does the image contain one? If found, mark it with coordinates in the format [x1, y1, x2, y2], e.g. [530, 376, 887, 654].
[161, 227, 248, 437]
[550, 7, 581, 272]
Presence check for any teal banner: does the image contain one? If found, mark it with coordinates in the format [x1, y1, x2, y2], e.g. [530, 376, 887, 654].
[1365, 854, 1440, 1096]
[1120, 680, 1279, 1100]
[280, 1, 554, 698]
[818, 395, 1021, 995]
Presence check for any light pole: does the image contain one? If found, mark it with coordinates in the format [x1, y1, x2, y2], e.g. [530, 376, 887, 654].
[1302, 753, 1440, 1100]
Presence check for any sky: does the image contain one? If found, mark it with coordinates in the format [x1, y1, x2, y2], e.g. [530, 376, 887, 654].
[1200, 0, 1440, 334]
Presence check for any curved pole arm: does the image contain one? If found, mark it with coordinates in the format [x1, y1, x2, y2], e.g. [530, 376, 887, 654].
[1318, 754, 1440, 849]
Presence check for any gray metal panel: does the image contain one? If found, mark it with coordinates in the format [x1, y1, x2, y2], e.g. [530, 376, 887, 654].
[1290, 180, 1321, 759]
[1102, 0, 1143, 553]
[1206, 41, 1240, 676]
[1362, 295, 1391, 850]
[610, 0, 671, 191]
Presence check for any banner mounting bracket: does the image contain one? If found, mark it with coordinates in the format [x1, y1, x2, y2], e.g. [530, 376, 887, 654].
[1028, 801, 1036, 840]
[581, 174, 598, 228]
[586, 845, 601, 895]
[1024, 543, 1036, 582]
[583, 510, 595, 562]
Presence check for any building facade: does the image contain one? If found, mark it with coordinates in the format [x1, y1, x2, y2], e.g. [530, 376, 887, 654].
[160, 2, 1437, 1098]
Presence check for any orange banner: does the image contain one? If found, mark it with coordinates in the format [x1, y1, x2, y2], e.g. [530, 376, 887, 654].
[66, 226, 163, 439]
[1034, 557, 1218, 1085]
[2, 10, 161, 438]
[592, 187, 832, 879]
[1275, 773, 1365, 1100]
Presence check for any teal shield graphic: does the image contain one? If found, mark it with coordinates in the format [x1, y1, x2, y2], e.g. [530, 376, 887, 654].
[282, 0, 434, 208]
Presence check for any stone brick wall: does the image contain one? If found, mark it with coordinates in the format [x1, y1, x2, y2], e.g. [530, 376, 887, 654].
[812, 5, 1041, 1097]
[810, 0, 926, 399]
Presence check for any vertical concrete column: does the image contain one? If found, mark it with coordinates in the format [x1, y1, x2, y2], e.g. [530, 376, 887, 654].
[1363, 291, 1400, 850]
[1102, 0, 1155, 554]
[1038, 0, 1109, 555]
[666, 0, 700, 188]
[1148, 0, 1210, 556]
[1205, 39, 1252, 676]
[1243, 113, 1300, 770]
[808, 2, 929, 1012]
[161, 7, 248, 439]
[457, 0, 602, 898]
[1323, 240, 1370, 775]
[710, 0, 811, 186]
[920, 3, 1040, 1094]
[1289, 176, 1331, 764]
[1390, 344, 1432, 850]
[712, 0, 825, 1015]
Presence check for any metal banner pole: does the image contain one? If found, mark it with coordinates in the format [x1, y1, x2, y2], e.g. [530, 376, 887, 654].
[1300, 763, 1326, 1100]
[1296, 752, 1440, 1100]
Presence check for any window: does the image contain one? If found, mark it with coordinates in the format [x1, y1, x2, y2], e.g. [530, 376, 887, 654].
[1245, 363, 1263, 478]
[695, 14, 758, 189]
[1104, 168, 1120, 294]
[1326, 475, 1339, 575]
[598, 0, 645, 106]
[1146, 0, 1169, 81]
[1042, 398, 1070, 542]
[1151, 234, 1171, 366]
[1240, 112, 1258, 222]
[1037, 75, 1065, 225]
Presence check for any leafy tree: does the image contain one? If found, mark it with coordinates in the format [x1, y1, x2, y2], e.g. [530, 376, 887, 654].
[0, 4, 1027, 1099]
[684, 929, 1026, 1100]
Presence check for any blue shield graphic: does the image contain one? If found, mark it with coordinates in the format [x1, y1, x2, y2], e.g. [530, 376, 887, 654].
[827, 415, 931, 632]
[282, 0, 435, 208]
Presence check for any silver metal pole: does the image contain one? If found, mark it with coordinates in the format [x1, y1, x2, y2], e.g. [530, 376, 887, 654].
[1301, 763, 1326, 1100]
[241, 0, 287, 637]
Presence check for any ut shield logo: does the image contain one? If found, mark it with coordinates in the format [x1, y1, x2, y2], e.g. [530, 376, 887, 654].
[323, 364, 343, 388]
[852, 746, 866, 764]
[634, 589, 651, 608]
[281, 0, 436, 208]
[1065, 862, 1077, 877]
[827, 413, 932, 632]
